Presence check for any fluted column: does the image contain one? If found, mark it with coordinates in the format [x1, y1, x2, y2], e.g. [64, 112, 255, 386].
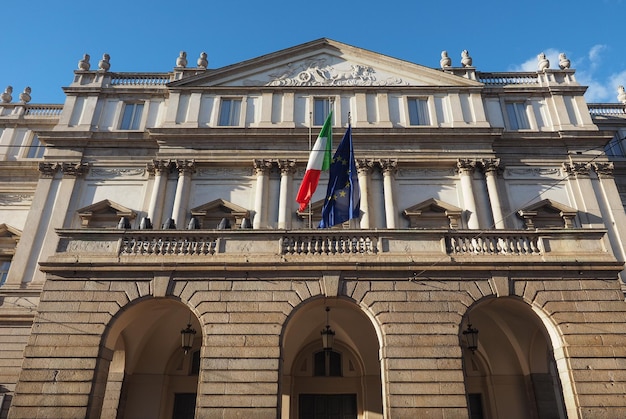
[277, 159, 296, 229]
[171, 160, 195, 229]
[356, 159, 374, 228]
[147, 160, 172, 228]
[253, 159, 273, 229]
[481, 159, 505, 229]
[379, 159, 397, 228]
[457, 159, 479, 229]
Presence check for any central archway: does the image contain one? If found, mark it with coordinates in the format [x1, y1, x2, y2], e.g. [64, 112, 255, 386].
[280, 298, 383, 419]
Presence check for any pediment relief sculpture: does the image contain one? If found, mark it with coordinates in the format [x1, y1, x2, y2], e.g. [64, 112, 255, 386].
[259, 58, 405, 87]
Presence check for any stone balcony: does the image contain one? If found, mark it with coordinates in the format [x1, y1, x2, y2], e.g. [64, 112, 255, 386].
[41, 228, 620, 275]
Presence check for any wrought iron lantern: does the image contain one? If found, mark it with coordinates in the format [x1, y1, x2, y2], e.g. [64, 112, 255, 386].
[181, 323, 196, 354]
[463, 322, 479, 353]
[320, 306, 335, 351]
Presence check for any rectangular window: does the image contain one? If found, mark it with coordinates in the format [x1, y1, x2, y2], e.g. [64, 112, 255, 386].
[26, 134, 45, 159]
[313, 98, 331, 126]
[506, 102, 530, 130]
[408, 98, 430, 125]
[0, 261, 10, 286]
[218, 98, 242, 126]
[120, 103, 144, 130]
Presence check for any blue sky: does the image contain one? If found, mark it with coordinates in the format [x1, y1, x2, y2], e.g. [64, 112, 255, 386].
[1, 0, 625, 104]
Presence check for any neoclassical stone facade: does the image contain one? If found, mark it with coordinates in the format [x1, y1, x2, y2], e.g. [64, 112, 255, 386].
[1, 38, 626, 418]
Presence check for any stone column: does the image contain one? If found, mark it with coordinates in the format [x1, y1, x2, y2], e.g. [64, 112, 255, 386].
[379, 159, 397, 229]
[591, 162, 626, 282]
[277, 159, 296, 229]
[457, 159, 479, 229]
[481, 159, 506, 229]
[253, 159, 273, 229]
[356, 159, 374, 229]
[171, 160, 195, 229]
[147, 160, 172, 228]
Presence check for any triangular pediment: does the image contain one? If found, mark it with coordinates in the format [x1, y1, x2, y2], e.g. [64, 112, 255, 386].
[77, 199, 137, 227]
[404, 198, 463, 229]
[190, 199, 251, 229]
[517, 199, 577, 229]
[0, 224, 21, 256]
[170, 38, 481, 88]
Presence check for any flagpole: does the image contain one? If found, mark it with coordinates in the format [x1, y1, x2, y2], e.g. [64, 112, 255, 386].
[307, 111, 313, 228]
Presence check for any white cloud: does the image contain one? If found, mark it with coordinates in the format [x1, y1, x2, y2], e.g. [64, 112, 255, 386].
[588, 44, 607, 62]
[511, 49, 561, 72]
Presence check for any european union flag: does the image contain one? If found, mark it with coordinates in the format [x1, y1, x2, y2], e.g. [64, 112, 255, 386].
[319, 125, 360, 228]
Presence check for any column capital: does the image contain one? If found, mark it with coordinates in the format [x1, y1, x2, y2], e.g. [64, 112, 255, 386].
[563, 162, 591, 177]
[593, 162, 614, 178]
[38, 162, 60, 178]
[253, 159, 273, 175]
[479, 158, 503, 175]
[457, 158, 476, 174]
[61, 162, 90, 177]
[277, 159, 296, 175]
[147, 159, 173, 175]
[175, 159, 196, 175]
[356, 159, 375, 174]
[378, 159, 397, 174]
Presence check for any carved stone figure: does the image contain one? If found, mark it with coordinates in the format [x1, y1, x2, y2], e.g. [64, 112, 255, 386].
[78, 54, 91, 71]
[618, 85, 626, 104]
[19, 87, 31, 103]
[1, 86, 12, 103]
[558, 53, 570, 70]
[461, 50, 472, 67]
[440, 51, 451, 68]
[197, 52, 208, 69]
[98, 54, 111, 71]
[537, 52, 550, 71]
[176, 51, 187, 68]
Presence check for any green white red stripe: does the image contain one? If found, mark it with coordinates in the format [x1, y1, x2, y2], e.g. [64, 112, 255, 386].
[296, 112, 333, 211]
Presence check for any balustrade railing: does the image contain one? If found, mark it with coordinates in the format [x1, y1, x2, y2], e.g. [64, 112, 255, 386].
[52, 229, 609, 265]
[445, 233, 542, 255]
[588, 103, 626, 117]
[109, 73, 172, 86]
[477, 72, 539, 86]
[24, 104, 64, 117]
[281, 234, 377, 255]
[120, 236, 217, 256]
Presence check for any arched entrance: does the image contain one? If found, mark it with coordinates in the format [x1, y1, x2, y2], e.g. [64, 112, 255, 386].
[280, 299, 383, 419]
[461, 297, 568, 419]
[93, 298, 202, 419]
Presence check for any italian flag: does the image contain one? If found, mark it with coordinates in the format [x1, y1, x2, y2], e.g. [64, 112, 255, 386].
[296, 112, 333, 211]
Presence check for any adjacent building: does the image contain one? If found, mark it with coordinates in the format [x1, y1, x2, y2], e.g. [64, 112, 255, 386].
[1, 38, 626, 418]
